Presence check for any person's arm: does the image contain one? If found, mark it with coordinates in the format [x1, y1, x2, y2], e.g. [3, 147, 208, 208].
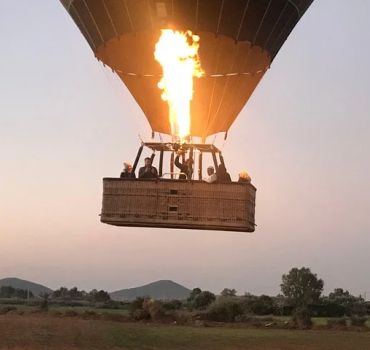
[174, 155, 182, 170]
[138, 167, 144, 178]
[209, 174, 217, 183]
[152, 167, 158, 178]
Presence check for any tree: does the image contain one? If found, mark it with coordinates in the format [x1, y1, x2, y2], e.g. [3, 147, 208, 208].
[187, 288, 202, 303]
[0, 286, 33, 299]
[221, 288, 237, 297]
[52, 287, 69, 299]
[206, 298, 244, 322]
[250, 295, 275, 315]
[39, 293, 49, 311]
[328, 288, 366, 316]
[192, 291, 216, 309]
[89, 289, 110, 302]
[281, 267, 323, 307]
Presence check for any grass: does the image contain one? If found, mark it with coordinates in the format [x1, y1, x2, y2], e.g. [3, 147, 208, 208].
[0, 302, 130, 315]
[48, 305, 130, 315]
[0, 313, 370, 350]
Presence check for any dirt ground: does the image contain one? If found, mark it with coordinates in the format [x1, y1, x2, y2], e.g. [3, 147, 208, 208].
[1, 314, 370, 350]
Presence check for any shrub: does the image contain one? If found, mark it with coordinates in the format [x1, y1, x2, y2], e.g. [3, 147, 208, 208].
[173, 310, 193, 325]
[163, 299, 183, 311]
[234, 314, 252, 323]
[101, 312, 129, 322]
[193, 291, 216, 310]
[316, 300, 346, 317]
[96, 300, 120, 309]
[205, 298, 244, 322]
[247, 316, 275, 328]
[327, 318, 347, 328]
[128, 297, 166, 321]
[350, 316, 368, 327]
[39, 293, 49, 312]
[63, 310, 78, 317]
[132, 308, 150, 321]
[292, 307, 313, 329]
[350, 302, 367, 317]
[50, 310, 63, 317]
[250, 295, 275, 315]
[250, 317, 270, 328]
[143, 299, 165, 320]
[81, 310, 98, 319]
[0, 306, 17, 314]
[129, 297, 145, 318]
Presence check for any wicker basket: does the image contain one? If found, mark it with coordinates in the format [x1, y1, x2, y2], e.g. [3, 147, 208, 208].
[101, 178, 256, 232]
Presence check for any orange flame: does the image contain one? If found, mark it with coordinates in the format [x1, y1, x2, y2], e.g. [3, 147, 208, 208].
[154, 29, 203, 141]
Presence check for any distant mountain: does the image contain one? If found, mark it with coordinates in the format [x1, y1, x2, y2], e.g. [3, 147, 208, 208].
[0, 278, 52, 296]
[110, 280, 191, 301]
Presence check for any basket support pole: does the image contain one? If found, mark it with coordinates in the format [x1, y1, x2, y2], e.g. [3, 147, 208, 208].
[159, 150, 164, 177]
[198, 152, 203, 180]
[131, 144, 144, 177]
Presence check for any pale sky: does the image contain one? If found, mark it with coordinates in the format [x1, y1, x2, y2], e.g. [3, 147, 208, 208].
[0, 0, 369, 297]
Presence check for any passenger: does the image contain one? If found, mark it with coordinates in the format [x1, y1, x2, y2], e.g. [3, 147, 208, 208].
[203, 166, 217, 183]
[238, 170, 251, 183]
[216, 163, 232, 183]
[174, 153, 193, 180]
[138, 157, 158, 179]
[120, 162, 135, 178]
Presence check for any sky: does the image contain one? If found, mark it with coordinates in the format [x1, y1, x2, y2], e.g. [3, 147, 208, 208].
[0, 0, 369, 297]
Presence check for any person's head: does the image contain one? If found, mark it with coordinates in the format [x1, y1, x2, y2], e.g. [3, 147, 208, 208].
[239, 170, 251, 182]
[123, 162, 132, 172]
[207, 166, 215, 176]
[144, 157, 152, 167]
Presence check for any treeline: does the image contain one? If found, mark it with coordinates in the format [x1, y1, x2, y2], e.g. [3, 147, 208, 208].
[0, 286, 110, 304]
[51, 287, 110, 303]
[128, 286, 369, 321]
[0, 286, 33, 299]
[1, 267, 369, 329]
[128, 267, 370, 328]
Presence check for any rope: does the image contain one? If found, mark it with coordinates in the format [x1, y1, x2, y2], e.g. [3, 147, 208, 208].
[216, 0, 225, 34]
[236, 0, 251, 41]
[195, 0, 199, 31]
[81, 0, 105, 43]
[252, 0, 272, 44]
[71, 3, 96, 50]
[102, 0, 118, 37]
[203, 38, 229, 139]
[212, 0, 252, 134]
[98, 64, 148, 134]
[269, 10, 296, 55]
[263, 1, 289, 50]
[123, 0, 135, 33]
[226, 0, 275, 121]
[114, 68, 267, 78]
[287, 0, 302, 17]
[146, 0, 154, 29]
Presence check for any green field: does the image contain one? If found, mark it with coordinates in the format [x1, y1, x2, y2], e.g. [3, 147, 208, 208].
[1, 314, 370, 350]
[2, 302, 370, 327]
[0, 302, 130, 315]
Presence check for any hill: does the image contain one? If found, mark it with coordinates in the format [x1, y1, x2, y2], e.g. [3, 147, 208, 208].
[110, 280, 191, 301]
[0, 277, 52, 296]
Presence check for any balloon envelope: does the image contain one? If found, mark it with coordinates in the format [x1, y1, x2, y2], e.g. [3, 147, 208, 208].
[61, 0, 313, 138]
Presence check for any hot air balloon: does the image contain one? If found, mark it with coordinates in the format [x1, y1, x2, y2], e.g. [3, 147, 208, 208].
[61, 0, 313, 232]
